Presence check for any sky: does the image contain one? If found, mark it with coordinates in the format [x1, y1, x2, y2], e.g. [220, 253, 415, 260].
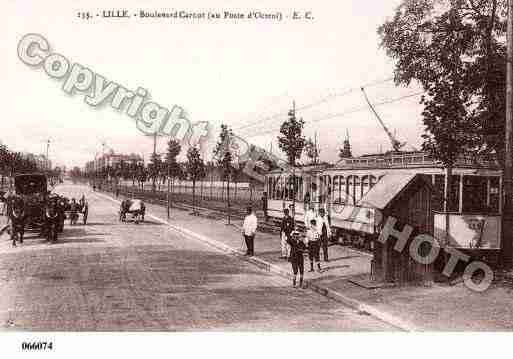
[1, 0, 425, 169]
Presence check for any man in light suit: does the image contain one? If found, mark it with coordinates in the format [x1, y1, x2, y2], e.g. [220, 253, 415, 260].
[242, 206, 257, 256]
[304, 204, 316, 230]
[316, 208, 331, 262]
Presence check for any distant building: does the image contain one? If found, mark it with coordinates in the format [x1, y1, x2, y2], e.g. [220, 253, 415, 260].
[338, 130, 352, 159]
[85, 151, 143, 175]
[21, 153, 51, 171]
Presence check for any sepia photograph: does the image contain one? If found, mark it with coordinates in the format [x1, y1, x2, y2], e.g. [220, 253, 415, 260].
[1, 0, 513, 357]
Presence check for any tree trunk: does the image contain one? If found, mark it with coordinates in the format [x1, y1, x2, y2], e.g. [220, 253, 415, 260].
[167, 170, 170, 219]
[200, 179, 204, 204]
[444, 165, 452, 247]
[192, 180, 196, 211]
[227, 174, 231, 224]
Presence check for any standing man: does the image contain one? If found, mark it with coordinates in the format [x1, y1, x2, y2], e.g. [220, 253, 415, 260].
[280, 208, 294, 259]
[304, 204, 316, 230]
[316, 208, 331, 262]
[261, 192, 268, 222]
[242, 206, 257, 256]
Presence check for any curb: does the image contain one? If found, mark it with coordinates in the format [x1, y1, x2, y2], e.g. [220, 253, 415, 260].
[92, 190, 416, 331]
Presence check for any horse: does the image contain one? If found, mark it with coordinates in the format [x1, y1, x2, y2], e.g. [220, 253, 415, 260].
[44, 199, 60, 242]
[8, 196, 26, 247]
[119, 199, 145, 224]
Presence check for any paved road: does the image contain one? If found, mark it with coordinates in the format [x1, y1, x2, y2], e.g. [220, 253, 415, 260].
[0, 183, 392, 331]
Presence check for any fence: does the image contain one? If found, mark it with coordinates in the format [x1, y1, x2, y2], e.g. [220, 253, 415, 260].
[115, 179, 264, 204]
[100, 180, 265, 214]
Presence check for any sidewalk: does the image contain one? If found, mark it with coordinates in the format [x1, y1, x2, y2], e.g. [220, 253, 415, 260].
[101, 189, 513, 331]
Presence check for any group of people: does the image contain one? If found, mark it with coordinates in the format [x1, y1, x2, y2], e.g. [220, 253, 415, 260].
[280, 205, 331, 288]
[241, 203, 332, 289]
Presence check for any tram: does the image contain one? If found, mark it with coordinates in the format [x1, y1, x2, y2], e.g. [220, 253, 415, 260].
[266, 151, 502, 257]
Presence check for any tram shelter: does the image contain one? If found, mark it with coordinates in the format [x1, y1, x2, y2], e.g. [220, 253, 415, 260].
[359, 173, 434, 284]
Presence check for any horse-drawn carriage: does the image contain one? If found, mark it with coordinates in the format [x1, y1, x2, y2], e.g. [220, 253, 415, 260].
[119, 198, 145, 224]
[62, 196, 89, 225]
[0, 173, 85, 245]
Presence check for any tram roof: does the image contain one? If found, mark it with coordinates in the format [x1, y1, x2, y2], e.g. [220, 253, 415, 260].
[359, 173, 431, 210]
[266, 151, 500, 176]
[330, 151, 500, 171]
[267, 163, 331, 175]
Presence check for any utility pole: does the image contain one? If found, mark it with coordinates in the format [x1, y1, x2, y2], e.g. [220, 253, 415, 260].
[314, 131, 318, 165]
[167, 161, 170, 219]
[46, 139, 50, 172]
[292, 100, 296, 224]
[502, 0, 513, 267]
[152, 131, 157, 192]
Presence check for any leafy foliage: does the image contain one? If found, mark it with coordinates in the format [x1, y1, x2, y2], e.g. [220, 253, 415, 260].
[186, 147, 206, 183]
[304, 138, 320, 164]
[213, 124, 235, 180]
[278, 106, 306, 166]
[165, 139, 182, 180]
[379, 0, 507, 165]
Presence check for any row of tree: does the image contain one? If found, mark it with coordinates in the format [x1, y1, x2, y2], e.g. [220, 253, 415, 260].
[0, 142, 61, 187]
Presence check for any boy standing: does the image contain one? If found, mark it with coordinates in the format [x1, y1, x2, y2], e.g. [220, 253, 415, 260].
[280, 208, 294, 259]
[287, 230, 307, 288]
[306, 219, 322, 272]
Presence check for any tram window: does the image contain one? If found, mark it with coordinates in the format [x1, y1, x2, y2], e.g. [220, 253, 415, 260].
[340, 176, 346, 203]
[448, 175, 460, 212]
[489, 177, 500, 213]
[354, 176, 361, 203]
[333, 176, 340, 204]
[297, 177, 303, 202]
[432, 174, 460, 212]
[462, 176, 488, 213]
[370, 175, 377, 188]
[362, 176, 370, 198]
[347, 176, 354, 205]
[433, 175, 444, 211]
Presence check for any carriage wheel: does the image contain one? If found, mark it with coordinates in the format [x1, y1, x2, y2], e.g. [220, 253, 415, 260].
[83, 206, 88, 225]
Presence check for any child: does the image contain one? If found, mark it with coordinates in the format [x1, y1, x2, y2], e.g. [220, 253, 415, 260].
[287, 230, 307, 288]
[306, 219, 322, 272]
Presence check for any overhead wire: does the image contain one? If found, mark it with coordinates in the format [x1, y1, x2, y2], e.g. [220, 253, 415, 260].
[232, 77, 394, 133]
[235, 90, 424, 139]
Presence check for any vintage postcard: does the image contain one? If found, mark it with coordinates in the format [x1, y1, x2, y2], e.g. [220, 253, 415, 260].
[1, 0, 512, 357]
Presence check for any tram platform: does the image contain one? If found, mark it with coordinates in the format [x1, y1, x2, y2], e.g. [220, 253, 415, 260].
[95, 188, 513, 331]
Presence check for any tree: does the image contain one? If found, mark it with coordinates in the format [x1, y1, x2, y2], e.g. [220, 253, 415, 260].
[149, 153, 162, 191]
[338, 132, 352, 159]
[304, 137, 320, 165]
[213, 124, 235, 223]
[278, 103, 306, 218]
[379, 0, 506, 163]
[0, 143, 10, 187]
[278, 106, 306, 167]
[379, 0, 506, 246]
[165, 139, 182, 217]
[186, 146, 206, 212]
